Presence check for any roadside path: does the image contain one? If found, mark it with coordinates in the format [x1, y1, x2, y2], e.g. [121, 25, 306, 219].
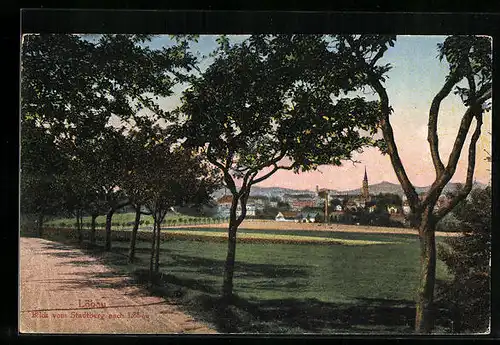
[19, 237, 217, 334]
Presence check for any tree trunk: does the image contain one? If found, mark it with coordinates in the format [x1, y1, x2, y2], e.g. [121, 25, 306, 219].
[324, 194, 329, 223]
[415, 210, 437, 334]
[222, 222, 238, 304]
[154, 218, 161, 273]
[128, 205, 141, 263]
[149, 217, 157, 284]
[221, 193, 248, 304]
[76, 210, 83, 244]
[105, 208, 115, 252]
[37, 213, 44, 237]
[90, 214, 98, 246]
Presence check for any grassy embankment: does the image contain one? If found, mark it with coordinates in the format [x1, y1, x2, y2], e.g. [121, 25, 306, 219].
[39, 223, 454, 334]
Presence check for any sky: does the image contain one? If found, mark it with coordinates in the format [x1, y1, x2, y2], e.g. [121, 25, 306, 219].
[143, 35, 492, 192]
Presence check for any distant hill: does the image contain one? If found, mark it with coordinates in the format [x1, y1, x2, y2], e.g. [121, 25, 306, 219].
[211, 185, 316, 200]
[211, 181, 487, 200]
[334, 181, 487, 197]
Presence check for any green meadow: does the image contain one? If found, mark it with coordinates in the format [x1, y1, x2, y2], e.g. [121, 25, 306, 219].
[42, 226, 454, 334]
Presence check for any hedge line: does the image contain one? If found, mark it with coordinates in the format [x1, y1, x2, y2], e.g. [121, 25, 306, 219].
[41, 227, 396, 246]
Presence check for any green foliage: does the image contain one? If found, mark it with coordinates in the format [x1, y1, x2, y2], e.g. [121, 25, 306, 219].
[436, 186, 491, 333]
[20, 119, 67, 219]
[121, 123, 221, 226]
[178, 35, 382, 191]
[373, 193, 402, 213]
[329, 198, 343, 209]
[277, 201, 291, 210]
[20, 33, 200, 226]
[437, 36, 492, 107]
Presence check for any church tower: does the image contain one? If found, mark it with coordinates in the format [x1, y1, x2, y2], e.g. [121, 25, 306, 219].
[362, 167, 369, 201]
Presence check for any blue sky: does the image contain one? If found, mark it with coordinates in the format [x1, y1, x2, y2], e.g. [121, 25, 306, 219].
[134, 35, 492, 190]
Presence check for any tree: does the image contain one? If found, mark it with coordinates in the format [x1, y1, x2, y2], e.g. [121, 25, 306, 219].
[277, 201, 291, 210]
[122, 122, 219, 280]
[90, 129, 133, 251]
[436, 186, 490, 333]
[21, 34, 199, 244]
[59, 161, 87, 243]
[329, 197, 343, 210]
[336, 35, 491, 332]
[177, 35, 382, 304]
[20, 119, 67, 236]
[374, 193, 402, 213]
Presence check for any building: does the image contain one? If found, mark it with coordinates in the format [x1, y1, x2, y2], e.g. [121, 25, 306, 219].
[361, 166, 370, 202]
[247, 196, 266, 212]
[402, 199, 411, 215]
[217, 195, 256, 217]
[387, 205, 399, 214]
[269, 201, 278, 208]
[315, 168, 373, 216]
[290, 199, 316, 211]
[275, 211, 301, 222]
[275, 211, 320, 223]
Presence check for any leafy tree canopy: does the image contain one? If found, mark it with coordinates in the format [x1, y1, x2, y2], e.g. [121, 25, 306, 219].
[177, 35, 384, 196]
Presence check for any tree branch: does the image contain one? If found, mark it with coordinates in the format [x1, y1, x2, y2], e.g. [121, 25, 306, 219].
[370, 73, 419, 209]
[115, 200, 131, 211]
[207, 143, 238, 195]
[422, 88, 490, 210]
[434, 113, 483, 220]
[369, 46, 386, 67]
[235, 189, 250, 226]
[242, 149, 287, 189]
[466, 61, 477, 103]
[428, 73, 460, 177]
[344, 35, 419, 210]
[249, 164, 279, 186]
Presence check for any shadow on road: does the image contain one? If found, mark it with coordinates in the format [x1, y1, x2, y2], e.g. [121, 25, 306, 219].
[31, 236, 452, 334]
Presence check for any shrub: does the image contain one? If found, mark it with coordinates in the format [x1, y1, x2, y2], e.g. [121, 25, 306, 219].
[436, 186, 491, 333]
[436, 212, 462, 232]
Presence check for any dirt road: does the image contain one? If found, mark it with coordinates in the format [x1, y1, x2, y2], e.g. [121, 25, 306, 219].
[19, 237, 217, 334]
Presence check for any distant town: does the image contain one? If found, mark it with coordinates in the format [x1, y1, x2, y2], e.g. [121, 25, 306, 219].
[208, 168, 486, 227]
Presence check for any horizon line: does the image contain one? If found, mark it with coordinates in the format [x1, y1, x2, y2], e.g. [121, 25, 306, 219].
[228, 179, 489, 193]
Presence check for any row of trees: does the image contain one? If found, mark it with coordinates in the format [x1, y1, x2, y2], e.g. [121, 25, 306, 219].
[21, 34, 491, 333]
[20, 34, 221, 273]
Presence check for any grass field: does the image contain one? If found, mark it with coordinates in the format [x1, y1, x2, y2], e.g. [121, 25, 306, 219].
[40, 225, 454, 334]
[167, 227, 421, 243]
[44, 212, 224, 227]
